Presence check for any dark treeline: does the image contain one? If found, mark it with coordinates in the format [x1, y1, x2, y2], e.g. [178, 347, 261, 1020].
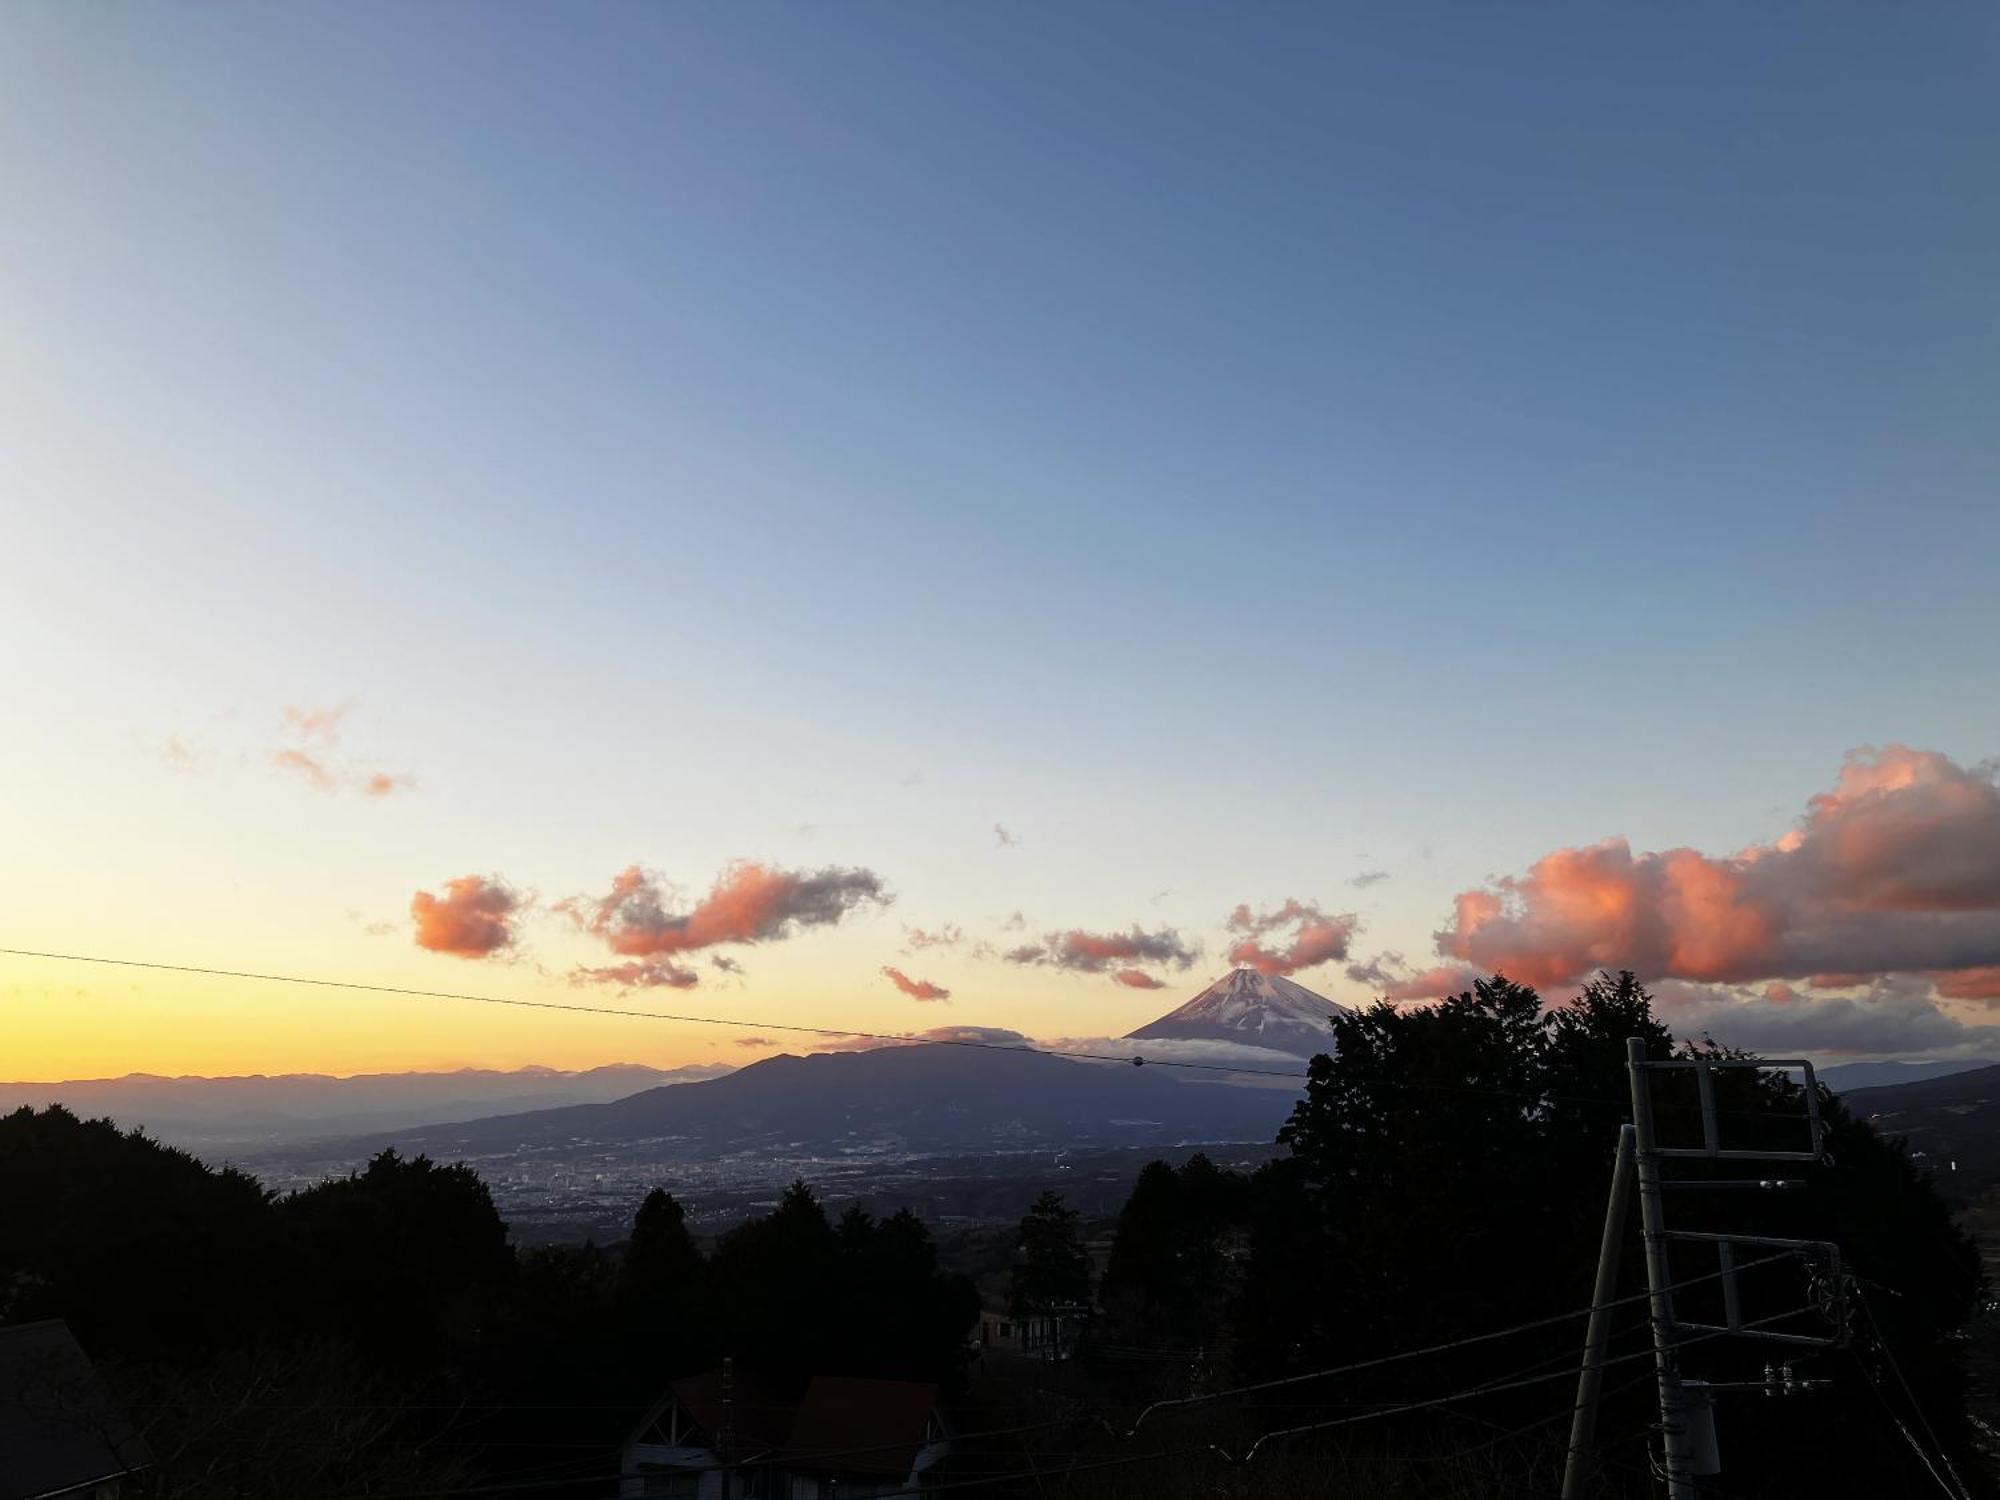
[2, 971, 1988, 1498]
[0, 1114, 976, 1497]
[1016, 972, 1987, 1498]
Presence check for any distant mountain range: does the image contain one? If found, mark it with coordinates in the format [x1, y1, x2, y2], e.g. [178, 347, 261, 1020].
[0, 1063, 731, 1147]
[1841, 1062, 2000, 1200]
[347, 1040, 1296, 1162]
[1814, 1058, 1998, 1093]
[1125, 968, 1349, 1059]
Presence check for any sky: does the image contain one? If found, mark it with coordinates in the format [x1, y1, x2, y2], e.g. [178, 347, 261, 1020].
[2, 2, 1997, 1081]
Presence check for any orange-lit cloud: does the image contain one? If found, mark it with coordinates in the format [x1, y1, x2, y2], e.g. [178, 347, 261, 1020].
[1113, 969, 1167, 989]
[1225, 899, 1358, 976]
[270, 701, 412, 797]
[576, 958, 699, 989]
[159, 734, 209, 773]
[882, 966, 951, 1002]
[282, 703, 348, 744]
[411, 874, 523, 958]
[272, 747, 337, 791]
[810, 1025, 1032, 1055]
[1005, 924, 1198, 977]
[1342, 953, 1480, 1003]
[1420, 747, 2000, 996]
[564, 860, 889, 986]
[1933, 967, 2000, 1001]
[1652, 975, 2000, 1058]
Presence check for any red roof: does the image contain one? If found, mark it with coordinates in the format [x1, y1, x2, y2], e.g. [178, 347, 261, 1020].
[787, 1376, 941, 1478]
[665, 1369, 793, 1456]
[655, 1371, 942, 1478]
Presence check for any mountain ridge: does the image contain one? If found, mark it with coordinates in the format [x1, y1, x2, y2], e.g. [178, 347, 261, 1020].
[0, 1062, 731, 1146]
[310, 1041, 1297, 1164]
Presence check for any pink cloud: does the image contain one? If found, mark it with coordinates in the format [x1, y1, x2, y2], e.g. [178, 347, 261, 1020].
[159, 734, 208, 773]
[1224, 899, 1359, 976]
[272, 748, 336, 792]
[270, 701, 412, 797]
[1016, 925, 1196, 972]
[1112, 969, 1167, 989]
[882, 966, 951, 1002]
[811, 1025, 1033, 1055]
[576, 958, 700, 990]
[1932, 967, 2000, 1002]
[1380, 964, 1481, 1003]
[411, 875, 522, 958]
[281, 703, 348, 745]
[1422, 747, 2000, 996]
[563, 861, 889, 986]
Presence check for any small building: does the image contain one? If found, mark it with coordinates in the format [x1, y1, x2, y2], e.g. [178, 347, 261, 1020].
[0, 1320, 154, 1500]
[976, 1306, 1081, 1361]
[622, 1369, 949, 1499]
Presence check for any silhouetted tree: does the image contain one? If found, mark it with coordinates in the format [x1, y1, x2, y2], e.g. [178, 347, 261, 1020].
[1009, 1190, 1091, 1316]
[708, 1181, 974, 1393]
[1237, 970, 1982, 1498]
[0, 1106, 276, 1357]
[1101, 1155, 1248, 1350]
[280, 1148, 511, 1371]
[625, 1187, 703, 1292]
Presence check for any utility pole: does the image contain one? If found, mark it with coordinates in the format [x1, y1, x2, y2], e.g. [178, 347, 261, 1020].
[720, 1355, 735, 1500]
[1561, 1123, 1636, 1500]
[1618, 1040, 1843, 1496]
[1628, 1036, 1699, 1498]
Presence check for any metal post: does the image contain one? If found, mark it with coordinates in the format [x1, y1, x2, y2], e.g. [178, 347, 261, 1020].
[1629, 1036, 1697, 1499]
[720, 1355, 735, 1500]
[1562, 1123, 1636, 1500]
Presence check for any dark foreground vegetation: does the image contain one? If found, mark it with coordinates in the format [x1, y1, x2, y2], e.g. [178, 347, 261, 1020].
[2, 973, 1989, 1497]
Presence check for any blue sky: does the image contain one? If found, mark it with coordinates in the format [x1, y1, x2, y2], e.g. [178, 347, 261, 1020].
[2, 3, 1996, 1076]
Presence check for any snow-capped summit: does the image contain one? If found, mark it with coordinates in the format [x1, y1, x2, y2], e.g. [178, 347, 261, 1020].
[1125, 967, 1352, 1060]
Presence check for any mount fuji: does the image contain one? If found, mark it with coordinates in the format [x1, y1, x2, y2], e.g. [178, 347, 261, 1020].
[1126, 968, 1352, 1060]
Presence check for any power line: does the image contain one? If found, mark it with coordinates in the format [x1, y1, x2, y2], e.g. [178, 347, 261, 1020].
[1126, 1251, 1795, 1433]
[1851, 1285, 1972, 1500]
[0, 947, 1308, 1080]
[1226, 1302, 1821, 1465]
[1, 946, 1836, 1123]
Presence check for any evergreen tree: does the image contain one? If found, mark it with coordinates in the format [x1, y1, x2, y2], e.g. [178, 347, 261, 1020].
[1240, 970, 1982, 1497]
[1009, 1190, 1092, 1316]
[1101, 1155, 1248, 1349]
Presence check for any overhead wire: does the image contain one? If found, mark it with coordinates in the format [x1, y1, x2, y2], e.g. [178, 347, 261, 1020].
[1223, 1301, 1827, 1465]
[1, 946, 1845, 1119]
[0, 947, 1308, 1079]
[1125, 1250, 1795, 1433]
[1850, 1284, 1972, 1500]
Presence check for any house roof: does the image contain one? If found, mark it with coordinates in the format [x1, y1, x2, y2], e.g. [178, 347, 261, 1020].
[786, 1376, 941, 1478]
[632, 1371, 942, 1479]
[0, 1320, 154, 1500]
[655, 1369, 793, 1456]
